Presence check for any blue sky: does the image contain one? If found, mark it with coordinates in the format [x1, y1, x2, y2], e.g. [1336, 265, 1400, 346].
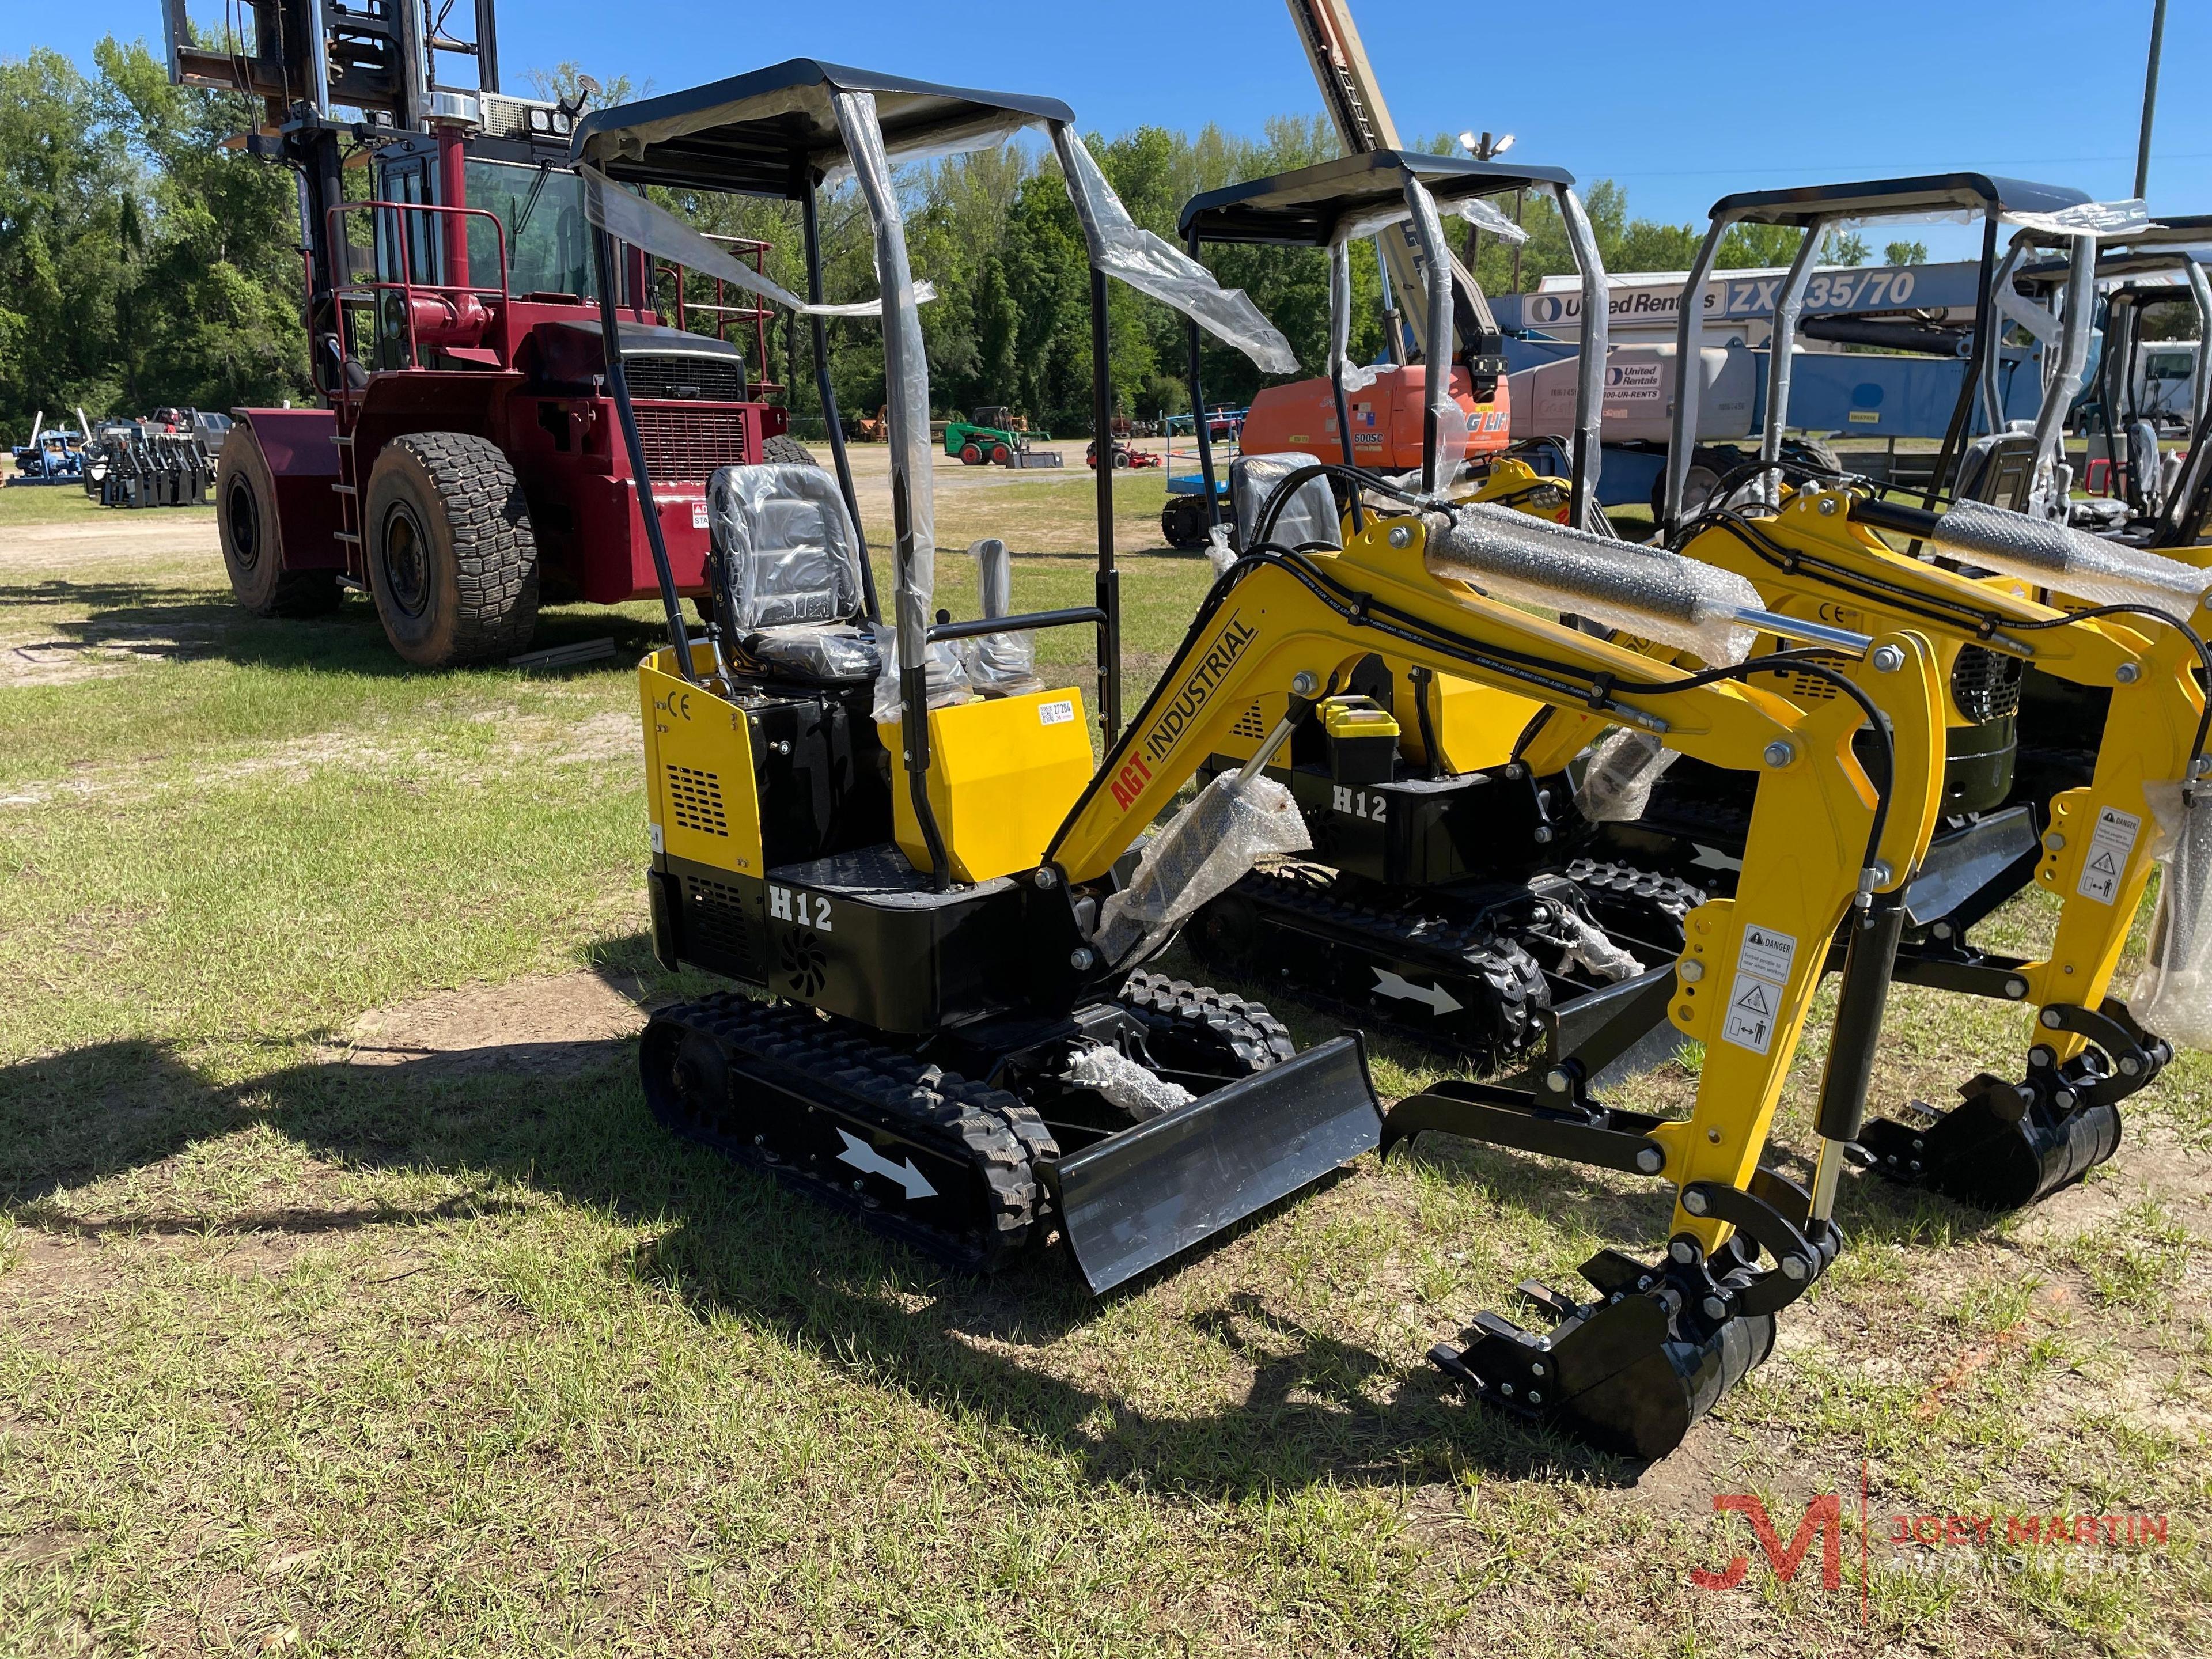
[37, 1, 2211, 251]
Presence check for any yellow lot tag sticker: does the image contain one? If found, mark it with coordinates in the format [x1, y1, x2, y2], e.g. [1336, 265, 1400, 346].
[1039, 700, 1076, 725]
[2075, 805, 2141, 905]
[1722, 923, 1798, 1056]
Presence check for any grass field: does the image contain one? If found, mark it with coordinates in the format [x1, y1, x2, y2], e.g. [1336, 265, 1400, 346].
[0, 474, 2207, 1656]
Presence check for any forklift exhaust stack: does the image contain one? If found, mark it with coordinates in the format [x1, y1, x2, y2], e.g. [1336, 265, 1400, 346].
[1048, 1035, 1381, 1292]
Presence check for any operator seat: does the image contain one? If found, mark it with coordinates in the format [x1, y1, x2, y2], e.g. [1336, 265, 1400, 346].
[1230, 450, 1342, 554]
[1952, 431, 2037, 511]
[707, 463, 878, 682]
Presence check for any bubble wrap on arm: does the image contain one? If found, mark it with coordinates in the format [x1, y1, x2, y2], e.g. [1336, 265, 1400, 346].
[1092, 773, 1311, 967]
[1928, 499, 2212, 618]
[2134, 785, 2212, 1051]
[1426, 501, 1764, 664]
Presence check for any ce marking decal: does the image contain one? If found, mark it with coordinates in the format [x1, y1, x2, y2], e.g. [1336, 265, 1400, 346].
[652, 688, 695, 736]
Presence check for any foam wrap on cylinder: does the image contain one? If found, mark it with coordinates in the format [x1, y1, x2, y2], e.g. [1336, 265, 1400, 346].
[1426, 501, 1763, 664]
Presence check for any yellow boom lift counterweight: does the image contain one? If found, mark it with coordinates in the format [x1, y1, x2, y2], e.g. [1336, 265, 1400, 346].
[582, 62, 1948, 1459]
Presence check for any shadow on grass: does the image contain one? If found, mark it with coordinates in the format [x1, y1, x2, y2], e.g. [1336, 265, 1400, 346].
[0, 1003, 1677, 1494]
[0, 576, 666, 680]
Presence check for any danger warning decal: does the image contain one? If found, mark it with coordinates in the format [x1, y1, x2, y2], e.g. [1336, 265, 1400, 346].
[2074, 805, 2142, 906]
[1722, 923, 1800, 1056]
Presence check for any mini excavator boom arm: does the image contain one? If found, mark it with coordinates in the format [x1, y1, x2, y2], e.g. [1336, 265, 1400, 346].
[1046, 512, 1947, 1258]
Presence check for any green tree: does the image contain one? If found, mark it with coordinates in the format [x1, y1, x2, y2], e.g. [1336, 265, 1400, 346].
[1884, 238, 1929, 266]
[0, 37, 310, 444]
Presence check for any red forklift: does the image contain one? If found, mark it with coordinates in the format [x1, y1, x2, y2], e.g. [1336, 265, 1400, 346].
[165, 0, 837, 666]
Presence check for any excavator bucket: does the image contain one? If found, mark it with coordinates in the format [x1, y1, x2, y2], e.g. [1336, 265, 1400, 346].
[1046, 1035, 1381, 1292]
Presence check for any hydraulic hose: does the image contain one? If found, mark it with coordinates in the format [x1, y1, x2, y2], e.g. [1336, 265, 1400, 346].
[1230, 542, 1900, 877]
[1850, 495, 2212, 799]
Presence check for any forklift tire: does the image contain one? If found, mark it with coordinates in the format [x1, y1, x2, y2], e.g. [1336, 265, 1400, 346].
[363, 431, 540, 669]
[960, 444, 984, 466]
[216, 427, 342, 617]
[761, 434, 821, 468]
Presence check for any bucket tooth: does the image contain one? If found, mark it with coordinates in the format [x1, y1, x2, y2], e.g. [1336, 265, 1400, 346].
[1512, 1278, 1581, 1321]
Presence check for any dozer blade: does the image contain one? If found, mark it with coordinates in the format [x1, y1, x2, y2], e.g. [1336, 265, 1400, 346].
[1047, 1035, 1381, 1293]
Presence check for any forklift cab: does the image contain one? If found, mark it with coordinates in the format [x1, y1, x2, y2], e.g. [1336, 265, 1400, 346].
[329, 104, 603, 382]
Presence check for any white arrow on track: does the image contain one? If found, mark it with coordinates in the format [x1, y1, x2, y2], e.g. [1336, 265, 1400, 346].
[1371, 968, 1464, 1016]
[1690, 844, 1744, 873]
[835, 1130, 938, 1200]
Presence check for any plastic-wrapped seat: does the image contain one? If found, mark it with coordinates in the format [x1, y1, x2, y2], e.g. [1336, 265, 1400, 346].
[707, 463, 879, 681]
[1232, 451, 1342, 554]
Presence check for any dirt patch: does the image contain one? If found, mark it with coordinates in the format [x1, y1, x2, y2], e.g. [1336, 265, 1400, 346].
[0, 711, 636, 810]
[2010, 1119, 2212, 1244]
[319, 969, 654, 1077]
[0, 513, 218, 569]
[0, 623, 224, 686]
[542, 709, 641, 766]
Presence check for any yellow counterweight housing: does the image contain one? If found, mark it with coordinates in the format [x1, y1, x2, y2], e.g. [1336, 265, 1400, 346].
[883, 685, 1094, 883]
[641, 642, 764, 881]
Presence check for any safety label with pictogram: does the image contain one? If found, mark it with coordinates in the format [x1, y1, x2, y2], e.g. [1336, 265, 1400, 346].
[1722, 923, 1798, 1056]
[2074, 805, 2142, 906]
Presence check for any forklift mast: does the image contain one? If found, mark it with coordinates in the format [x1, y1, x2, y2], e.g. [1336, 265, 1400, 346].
[162, 0, 474, 313]
[1281, 0, 1503, 375]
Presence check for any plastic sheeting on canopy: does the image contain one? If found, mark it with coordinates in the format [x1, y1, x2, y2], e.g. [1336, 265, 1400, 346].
[1052, 127, 1297, 376]
[578, 166, 935, 317]
[834, 90, 940, 724]
[1328, 192, 1528, 249]
[1400, 177, 1470, 483]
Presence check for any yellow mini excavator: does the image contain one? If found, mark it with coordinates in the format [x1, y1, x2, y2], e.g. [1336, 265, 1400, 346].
[1181, 167, 2209, 1222]
[1631, 179, 2212, 1213]
[575, 62, 1948, 1460]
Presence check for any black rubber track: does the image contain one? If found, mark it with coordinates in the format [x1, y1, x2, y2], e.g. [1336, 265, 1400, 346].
[1116, 971, 1297, 1076]
[642, 993, 1058, 1272]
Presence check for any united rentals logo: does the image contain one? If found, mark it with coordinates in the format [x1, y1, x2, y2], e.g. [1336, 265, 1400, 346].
[1138, 612, 1259, 773]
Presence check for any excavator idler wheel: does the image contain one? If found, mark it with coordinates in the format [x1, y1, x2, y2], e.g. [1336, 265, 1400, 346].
[1431, 1245, 1783, 1462]
[1858, 1068, 2123, 1212]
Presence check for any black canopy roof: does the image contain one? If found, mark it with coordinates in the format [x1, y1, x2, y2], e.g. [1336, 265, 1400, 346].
[571, 58, 1070, 198]
[1178, 149, 1575, 248]
[1707, 172, 2090, 228]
